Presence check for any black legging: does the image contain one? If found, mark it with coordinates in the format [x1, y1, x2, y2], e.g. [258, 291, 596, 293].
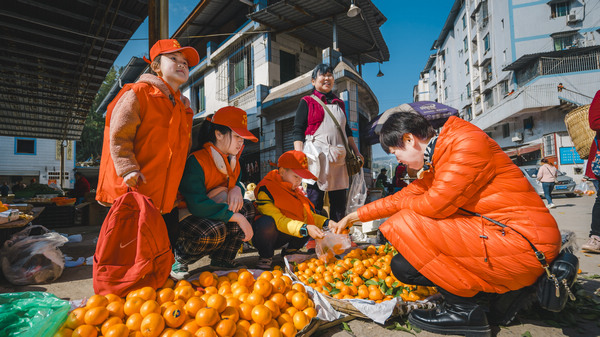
[251, 215, 309, 258]
[305, 184, 346, 221]
[162, 207, 180, 248]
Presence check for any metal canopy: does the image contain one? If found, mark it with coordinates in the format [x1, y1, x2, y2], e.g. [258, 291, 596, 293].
[248, 0, 389, 64]
[0, 0, 148, 140]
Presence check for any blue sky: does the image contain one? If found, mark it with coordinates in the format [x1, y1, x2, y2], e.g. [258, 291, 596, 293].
[113, 0, 455, 157]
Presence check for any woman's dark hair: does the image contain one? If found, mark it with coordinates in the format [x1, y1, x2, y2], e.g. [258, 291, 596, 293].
[379, 112, 436, 154]
[311, 63, 334, 79]
[192, 114, 232, 151]
[541, 158, 549, 164]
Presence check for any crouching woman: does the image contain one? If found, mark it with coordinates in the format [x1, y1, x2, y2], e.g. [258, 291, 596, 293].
[332, 112, 561, 336]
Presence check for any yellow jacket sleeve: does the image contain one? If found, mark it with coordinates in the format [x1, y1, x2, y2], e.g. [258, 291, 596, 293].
[255, 190, 305, 237]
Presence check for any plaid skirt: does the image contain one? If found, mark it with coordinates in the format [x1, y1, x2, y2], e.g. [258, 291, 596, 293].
[173, 199, 255, 265]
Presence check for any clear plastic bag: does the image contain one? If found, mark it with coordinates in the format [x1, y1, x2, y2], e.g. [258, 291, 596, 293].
[574, 181, 596, 196]
[0, 225, 68, 285]
[315, 230, 352, 263]
[0, 291, 70, 337]
[346, 168, 367, 215]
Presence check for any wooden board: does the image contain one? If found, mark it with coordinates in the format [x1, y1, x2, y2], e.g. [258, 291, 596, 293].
[0, 207, 44, 229]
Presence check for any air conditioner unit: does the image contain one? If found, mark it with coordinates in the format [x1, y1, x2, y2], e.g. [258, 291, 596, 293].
[511, 132, 523, 142]
[566, 13, 579, 24]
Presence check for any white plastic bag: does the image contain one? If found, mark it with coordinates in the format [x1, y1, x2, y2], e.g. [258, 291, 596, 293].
[302, 139, 324, 183]
[574, 181, 596, 196]
[315, 230, 352, 262]
[346, 168, 367, 214]
[0, 225, 68, 285]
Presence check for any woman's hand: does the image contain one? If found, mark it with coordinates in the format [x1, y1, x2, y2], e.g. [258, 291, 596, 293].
[123, 171, 146, 187]
[332, 212, 359, 234]
[228, 186, 243, 212]
[307, 225, 324, 239]
[231, 213, 253, 242]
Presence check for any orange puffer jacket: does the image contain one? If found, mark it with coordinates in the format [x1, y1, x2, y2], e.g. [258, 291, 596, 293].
[358, 117, 561, 297]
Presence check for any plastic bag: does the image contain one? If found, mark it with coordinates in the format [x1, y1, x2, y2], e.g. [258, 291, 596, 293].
[574, 181, 596, 196]
[346, 168, 367, 215]
[315, 230, 352, 263]
[0, 291, 70, 337]
[0, 225, 68, 285]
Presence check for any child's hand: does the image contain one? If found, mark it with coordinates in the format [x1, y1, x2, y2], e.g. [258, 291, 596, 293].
[228, 186, 243, 212]
[307, 225, 324, 239]
[231, 213, 253, 241]
[123, 171, 146, 187]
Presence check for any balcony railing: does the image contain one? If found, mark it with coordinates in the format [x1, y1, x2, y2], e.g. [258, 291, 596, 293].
[516, 51, 600, 85]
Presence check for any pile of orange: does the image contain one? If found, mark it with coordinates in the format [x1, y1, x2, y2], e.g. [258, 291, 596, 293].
[54, 268, 316, 337]
[292, 244, 437, 303]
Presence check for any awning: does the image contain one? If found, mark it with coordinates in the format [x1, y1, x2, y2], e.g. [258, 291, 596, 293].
[505, 144, 541, 157]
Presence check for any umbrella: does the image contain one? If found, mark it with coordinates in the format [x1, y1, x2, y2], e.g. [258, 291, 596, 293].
[364, 101, 459, 145]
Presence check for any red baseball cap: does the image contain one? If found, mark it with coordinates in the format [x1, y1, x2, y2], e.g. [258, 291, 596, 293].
[143, 39, 199, 67]
[278, 150, 317, 180]
[211, 106, 258, 142]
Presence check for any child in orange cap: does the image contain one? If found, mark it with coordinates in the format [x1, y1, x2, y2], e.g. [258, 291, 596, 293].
[252, 150, 338, 269]
[96, 39, 199, 247]
[172, 106, 258, 277]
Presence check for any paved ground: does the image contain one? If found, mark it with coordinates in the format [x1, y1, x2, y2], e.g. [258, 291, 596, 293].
[1, 194, 599, 336]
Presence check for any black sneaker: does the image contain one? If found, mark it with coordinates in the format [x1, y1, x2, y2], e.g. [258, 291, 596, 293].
[209, 259, 247, 270]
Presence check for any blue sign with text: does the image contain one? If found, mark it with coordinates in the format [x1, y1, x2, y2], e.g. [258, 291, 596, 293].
[559, 147, 584, 164]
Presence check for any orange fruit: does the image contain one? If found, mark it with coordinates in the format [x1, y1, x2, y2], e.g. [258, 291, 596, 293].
[185, 296, 206, 317]
[129, 332, 144, 337]
[258, 271, 274, 282]
[302, 307, 317, 319]
[159, 328, 177, 337]
[65, 308, 87, 329]
[171, 331, 192, 337]
[175, 280, 192, 288]
[252, 280, 272, 298]
[279, 322, 297, 337]
[269, 278, 286, 294]
[247, 323, 263, 337]
[72, 324, 97, 337]
[283, 290, 296, 304]
[137, 287, 157, 301]
[180, 320, 200, 334]
[244, 293, 264, 306]
[268, 293, 286, 309]
[238, 303, 253, 321]
[204, 286, 218, 295]
[140, 300, 161, 316]
[124, 297, 145, 316]
[84, 306, 109, 326]
[107, 301, 125, 319]
[291, 283, 305, 293]
[126, 313, 144, 331]
[368, 289, 383, 301]
[53, 328, 74, 337]
[195, 307, 220, 327]
[236, 320, 250, 333]
[227, 271, 238, 281]
[195, 326, 217, 337]
[206, 294, 227, 313]
[221, 306, 240, 322]
[283, 307, 298, 317]
[264, 319, 279, 330]
[290, 292, 308, 311]
[86, 294, 109, 309]
[250, 304, 272, 325]
[102, 317, 124, 335]
[140, 313, 164, 337]
[162, 278, 175, 289]
[175, 286, 195, 302]
[226, 297, 241, 308]
[214, 319, 236, 337]
[163, 304, 187, 328]
[237, 272, 254, 288]
[292, 311, 308, 331]
[263, 300, 280, 318]
[160, 301, 175, 314]
[276, 313, 293, 327]
[174, 299, 186, 309]
[105, 324, 130, 337]
[157, 288, 175, 304]
[263, 327, 282, 337]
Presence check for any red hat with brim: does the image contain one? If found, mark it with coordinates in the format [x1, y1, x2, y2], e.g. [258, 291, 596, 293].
[211, 106, 258, 142]
[278, 150, 317, 180]
[143, 39, 200, 67]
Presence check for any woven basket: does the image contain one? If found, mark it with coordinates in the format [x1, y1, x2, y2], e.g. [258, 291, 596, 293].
[564, 104, 594, 159]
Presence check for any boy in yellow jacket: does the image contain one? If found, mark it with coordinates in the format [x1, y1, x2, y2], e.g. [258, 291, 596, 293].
[253, 150, 337, 268]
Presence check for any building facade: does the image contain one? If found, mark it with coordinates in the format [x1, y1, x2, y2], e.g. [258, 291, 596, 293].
[418, 0, 600, 178]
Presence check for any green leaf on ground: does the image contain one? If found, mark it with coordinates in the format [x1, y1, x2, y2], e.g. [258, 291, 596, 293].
[521, 331, 532, 337]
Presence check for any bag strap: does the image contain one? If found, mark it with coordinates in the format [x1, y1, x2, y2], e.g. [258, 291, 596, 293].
[310, 94, 352, 155]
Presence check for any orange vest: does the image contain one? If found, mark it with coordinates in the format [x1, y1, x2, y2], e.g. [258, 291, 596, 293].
[255, 170, 315, 225]
[192, 143, 242, 192]
[96, 81, 192, 213]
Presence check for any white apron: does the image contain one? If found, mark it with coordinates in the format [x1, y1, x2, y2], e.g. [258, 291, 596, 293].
[303, 103, 349, 191]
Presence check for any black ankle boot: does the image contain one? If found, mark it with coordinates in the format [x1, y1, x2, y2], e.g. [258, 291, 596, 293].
[409, 302, 491, 337]
[487, 286, 535, 326]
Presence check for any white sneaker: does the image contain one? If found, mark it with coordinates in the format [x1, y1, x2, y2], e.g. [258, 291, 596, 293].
[547, 203, 556, 209]
[581, 235, 600, 253]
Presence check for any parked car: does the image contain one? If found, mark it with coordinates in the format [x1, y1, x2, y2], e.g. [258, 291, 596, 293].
[519, 165, 577, 197]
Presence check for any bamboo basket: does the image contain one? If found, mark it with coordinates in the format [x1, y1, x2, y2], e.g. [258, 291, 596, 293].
[564, 104, 594, 159]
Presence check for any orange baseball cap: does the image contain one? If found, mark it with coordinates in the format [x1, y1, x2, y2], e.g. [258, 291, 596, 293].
[211, 106, 258, 142]
[278, 150, 317, 180]
[143, 39, 199, 67]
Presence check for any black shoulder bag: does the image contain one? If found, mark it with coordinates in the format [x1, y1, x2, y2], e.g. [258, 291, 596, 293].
[460, 208, 578, 312]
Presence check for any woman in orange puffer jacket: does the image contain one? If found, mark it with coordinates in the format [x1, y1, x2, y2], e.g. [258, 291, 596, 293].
[333, 112, 561, 336]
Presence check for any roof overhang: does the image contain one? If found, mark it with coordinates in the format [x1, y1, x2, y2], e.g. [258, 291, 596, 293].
[96, 57, 149, 115]
[432, 0, 463, 50]
[0, 0, 148, 140]
[247, 0, 389, 64]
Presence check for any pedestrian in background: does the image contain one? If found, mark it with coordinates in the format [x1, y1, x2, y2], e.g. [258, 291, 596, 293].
[0, 182, 9, 197]
[582, 90, 600, 253]
[536, 158, 558, 209]
[73, 172, 91, 204]
[96, 39, 199, 247]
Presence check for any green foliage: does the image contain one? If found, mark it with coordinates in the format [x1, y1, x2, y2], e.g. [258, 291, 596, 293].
[76, 66, 120, 163]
